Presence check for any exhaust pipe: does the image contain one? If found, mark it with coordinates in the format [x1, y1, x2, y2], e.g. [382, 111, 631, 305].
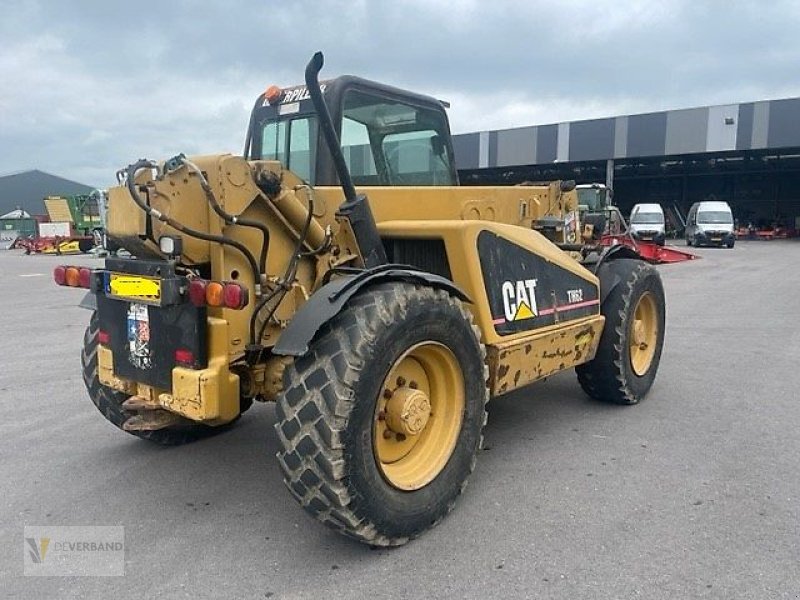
[304, 52, 386, 268]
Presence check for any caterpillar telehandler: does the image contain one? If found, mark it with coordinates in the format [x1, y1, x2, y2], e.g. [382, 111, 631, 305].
[55, 52, 665, 546]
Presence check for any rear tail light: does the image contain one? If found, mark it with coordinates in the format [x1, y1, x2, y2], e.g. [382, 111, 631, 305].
[54, 265, 93, 288]
[97, 330, 110, 345]
[222, 282, 248, 309]
[188, 279, 208, 307]
[187, 279, 249, 310]
[174, 348, 195, 366]
[206, 282, 225, 307]
[65, 267, 80, 287]
[78, 267, 91, 288]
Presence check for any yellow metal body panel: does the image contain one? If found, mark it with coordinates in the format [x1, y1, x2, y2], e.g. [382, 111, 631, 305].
[377, 220, 599, 347]
[159, 317, 240, 424]
[487, 315, 605, 397]
[97, 346, 137, 395]
[98, 319, 239, 424]
[317, 181, 576, 229]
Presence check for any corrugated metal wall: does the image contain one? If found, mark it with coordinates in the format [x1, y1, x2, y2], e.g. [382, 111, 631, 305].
[453, 97, 800, 170]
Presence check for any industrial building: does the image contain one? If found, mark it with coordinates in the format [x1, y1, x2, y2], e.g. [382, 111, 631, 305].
[0, 170, 93, 216]
[453, 97, 800, 232]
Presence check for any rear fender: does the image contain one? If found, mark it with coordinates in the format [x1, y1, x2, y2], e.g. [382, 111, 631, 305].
[272, 265, 470, 357]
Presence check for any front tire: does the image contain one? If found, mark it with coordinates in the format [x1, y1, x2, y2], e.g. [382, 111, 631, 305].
[275, 283, 488, 546]
[576, 260, 665, 405]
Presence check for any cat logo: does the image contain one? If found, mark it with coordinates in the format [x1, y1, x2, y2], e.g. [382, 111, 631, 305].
[501, 279, 539, 322]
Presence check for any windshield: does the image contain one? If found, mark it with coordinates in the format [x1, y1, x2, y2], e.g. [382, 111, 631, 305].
[577, 188, 608, 211]
[698, 211, 732, 224]
[631, 212, 664, 224]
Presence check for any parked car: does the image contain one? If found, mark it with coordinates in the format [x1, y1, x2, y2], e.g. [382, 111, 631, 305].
[685, 201, 735, 248]
[629, 203, 666, 246]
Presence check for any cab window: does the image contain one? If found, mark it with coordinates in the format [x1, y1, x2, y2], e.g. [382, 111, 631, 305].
[340, 90, 455, 186]
[260, 116, 317, 183]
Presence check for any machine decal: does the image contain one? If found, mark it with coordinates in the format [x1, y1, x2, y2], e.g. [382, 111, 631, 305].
[500, 279, 539, 324]
[127, 303, 152, 370]
[567, 288, 584, 303]
[478, 230, 600, 335]
[261, 83, 328, 106]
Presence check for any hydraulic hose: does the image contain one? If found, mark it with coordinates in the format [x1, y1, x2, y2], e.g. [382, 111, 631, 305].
[124, 159, 263, 296]
[252, 194, 315, 350]
[182, 158, 270, 279]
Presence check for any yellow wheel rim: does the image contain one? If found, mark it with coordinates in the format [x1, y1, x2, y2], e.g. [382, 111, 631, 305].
[629, 291, 659, 376]
[373, 342, 465, 491]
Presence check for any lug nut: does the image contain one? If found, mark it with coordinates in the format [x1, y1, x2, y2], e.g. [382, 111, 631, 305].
[383, 389, 393, 399]
[396, 376, 406, 387]
[377, 410, 386, 421]
[396, 433, 406, 442]
[383, 430, 393, 439]
[409, 381, 418, 389]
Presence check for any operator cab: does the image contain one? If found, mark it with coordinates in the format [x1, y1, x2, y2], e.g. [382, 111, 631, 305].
[245, 76, 458, 187]
[576, 183, 621, 239]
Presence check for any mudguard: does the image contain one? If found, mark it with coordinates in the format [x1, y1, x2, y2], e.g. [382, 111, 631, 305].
[79, 291, 98, 311]
[272, 265, 470, 357]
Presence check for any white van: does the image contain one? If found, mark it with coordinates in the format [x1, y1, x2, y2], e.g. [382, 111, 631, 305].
[685, 201, 735, 248]
[629, 203, 666, 245]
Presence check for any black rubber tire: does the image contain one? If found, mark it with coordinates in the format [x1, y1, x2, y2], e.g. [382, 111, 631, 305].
[686, 237, 692, 247]
[726, 241, 735, 249]
[275, 283, 489, 546]
[82, 312, 232, 445]
[576, 260, 665, 405]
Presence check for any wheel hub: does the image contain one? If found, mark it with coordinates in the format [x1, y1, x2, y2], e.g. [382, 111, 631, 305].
[373, 341, 465, 491]
[385, 388, 431, 436]
[629, 291, 658, 376]
[632, 320, 647, 348]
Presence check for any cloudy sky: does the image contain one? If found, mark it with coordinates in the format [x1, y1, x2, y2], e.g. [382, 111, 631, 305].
[2, 0, 799, 187]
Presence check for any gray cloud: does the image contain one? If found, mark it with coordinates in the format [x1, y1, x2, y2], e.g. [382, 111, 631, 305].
[1, 0, 799, 186]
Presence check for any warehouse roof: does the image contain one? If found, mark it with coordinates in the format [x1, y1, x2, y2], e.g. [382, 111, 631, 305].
[0, 170, 94, 216]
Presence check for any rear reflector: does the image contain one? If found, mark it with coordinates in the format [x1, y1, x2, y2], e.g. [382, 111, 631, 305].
[97, 330, 110, 345]
[175, 348, 194, 365]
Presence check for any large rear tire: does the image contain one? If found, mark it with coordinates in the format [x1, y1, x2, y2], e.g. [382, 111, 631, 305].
[82, 312, 231, 445]
[576, 260, 665, 405]
[275, 283, 488, 546]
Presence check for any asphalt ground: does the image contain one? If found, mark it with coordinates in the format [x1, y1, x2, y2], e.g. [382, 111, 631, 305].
[1, 241, 798, 599]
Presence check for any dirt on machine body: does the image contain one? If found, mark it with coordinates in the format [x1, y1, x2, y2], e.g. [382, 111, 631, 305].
[55, 52, 666, 546]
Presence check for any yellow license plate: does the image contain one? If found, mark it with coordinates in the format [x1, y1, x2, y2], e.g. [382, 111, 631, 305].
[109, 273, 161, 301]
